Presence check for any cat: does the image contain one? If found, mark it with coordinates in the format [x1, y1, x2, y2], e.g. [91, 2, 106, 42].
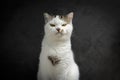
[37, 12, 79, 80]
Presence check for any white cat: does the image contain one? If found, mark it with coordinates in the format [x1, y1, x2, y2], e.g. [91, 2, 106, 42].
[37, 12, 79, 80]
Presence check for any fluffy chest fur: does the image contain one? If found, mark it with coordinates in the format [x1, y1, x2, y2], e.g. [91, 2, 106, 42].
[40, 40, 74, 67]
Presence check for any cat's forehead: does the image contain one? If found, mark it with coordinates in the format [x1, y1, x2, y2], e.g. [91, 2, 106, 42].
[50, 15, 67, 23]
[54, 15, 64, 19]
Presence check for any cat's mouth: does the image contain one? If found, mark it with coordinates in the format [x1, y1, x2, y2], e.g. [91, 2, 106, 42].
[56, 32, 63, 35]
[55, 29, 64, 35]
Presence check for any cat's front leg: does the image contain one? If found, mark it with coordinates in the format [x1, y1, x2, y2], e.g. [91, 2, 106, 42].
[66, 64, 79, 80]
[37, 68, 49, 80]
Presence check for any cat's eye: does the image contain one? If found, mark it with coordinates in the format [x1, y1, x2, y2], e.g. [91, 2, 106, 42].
[62, 24, 67, 27]
[50, 24, 55, 27]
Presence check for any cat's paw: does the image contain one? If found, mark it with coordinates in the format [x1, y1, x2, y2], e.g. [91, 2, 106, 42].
[48, 56, 60, 66]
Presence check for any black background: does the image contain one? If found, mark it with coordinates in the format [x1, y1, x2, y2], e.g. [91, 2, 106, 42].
[1, 0, 120, 80]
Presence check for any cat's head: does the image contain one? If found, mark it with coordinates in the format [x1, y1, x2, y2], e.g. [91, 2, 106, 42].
[43, 12, 74, 40]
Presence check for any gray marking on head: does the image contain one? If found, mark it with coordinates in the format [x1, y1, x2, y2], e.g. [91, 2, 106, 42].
[43, 12, 74, 23]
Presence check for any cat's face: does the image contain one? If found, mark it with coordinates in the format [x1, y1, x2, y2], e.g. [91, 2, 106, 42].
[44, 12, 74, 40]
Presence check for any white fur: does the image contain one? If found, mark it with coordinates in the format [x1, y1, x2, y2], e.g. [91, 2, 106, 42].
[37, 12, 79, 80]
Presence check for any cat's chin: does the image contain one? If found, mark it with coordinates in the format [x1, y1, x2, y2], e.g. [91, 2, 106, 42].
[56, 32, 63, 35]
[54, 33, 69, 41]
[55, 32, 67, 38]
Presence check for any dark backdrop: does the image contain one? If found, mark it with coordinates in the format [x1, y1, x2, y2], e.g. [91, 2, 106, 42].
[1, 0, 120, 80]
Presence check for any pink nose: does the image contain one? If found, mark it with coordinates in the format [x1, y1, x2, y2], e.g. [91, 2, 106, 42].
[56, 28, 60, 32]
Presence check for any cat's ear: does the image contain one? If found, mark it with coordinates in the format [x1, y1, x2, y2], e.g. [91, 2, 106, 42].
[44, 13, 52, 23]
[66, 12, 74, 23]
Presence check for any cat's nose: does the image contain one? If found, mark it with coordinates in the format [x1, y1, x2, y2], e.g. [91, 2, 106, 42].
[56, 28, 61, 32]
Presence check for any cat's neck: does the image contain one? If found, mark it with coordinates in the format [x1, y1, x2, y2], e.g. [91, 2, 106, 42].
[43, 35, 71, 48]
